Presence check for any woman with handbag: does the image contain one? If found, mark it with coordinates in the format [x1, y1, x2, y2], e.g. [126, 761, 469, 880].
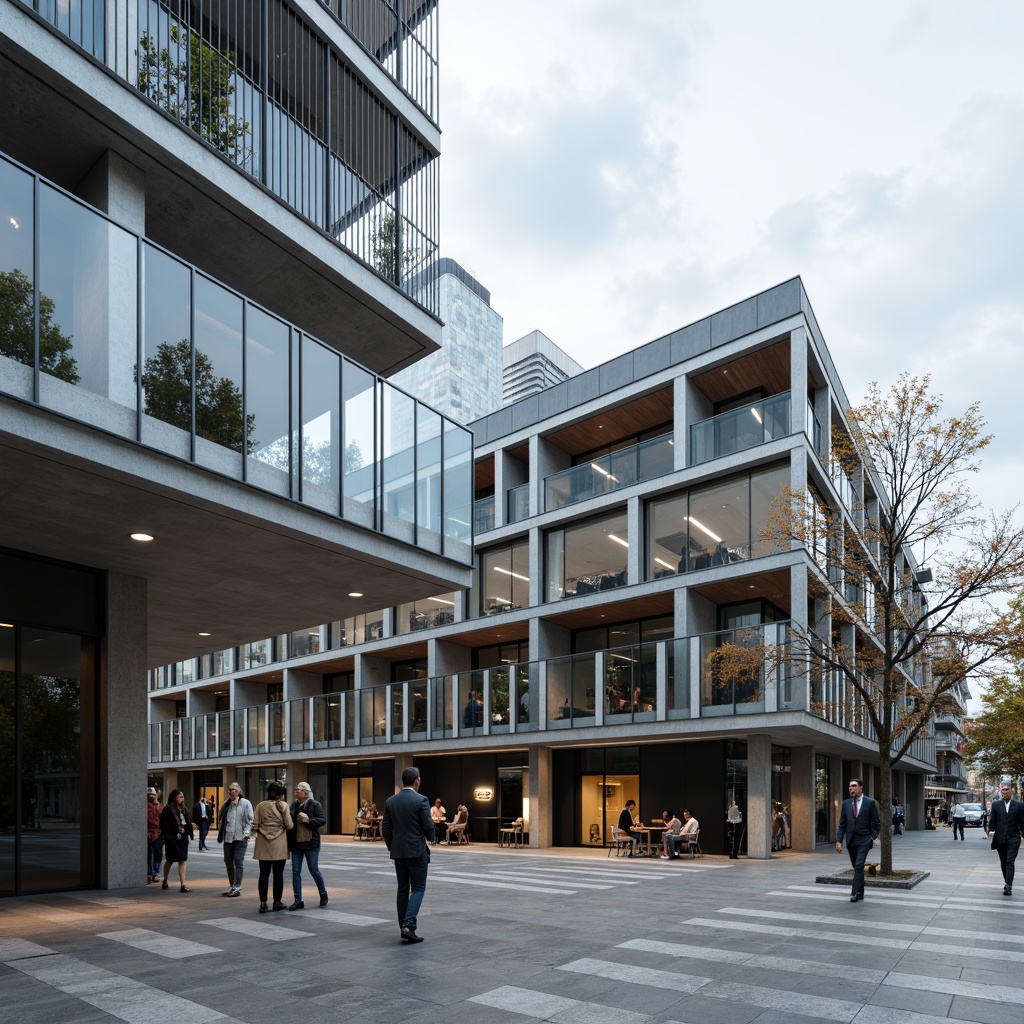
[253, 782, 293, 913]
[160, 789, 194, 892]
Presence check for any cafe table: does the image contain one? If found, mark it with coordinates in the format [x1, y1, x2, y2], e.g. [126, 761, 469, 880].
[632, 824, 666, 857]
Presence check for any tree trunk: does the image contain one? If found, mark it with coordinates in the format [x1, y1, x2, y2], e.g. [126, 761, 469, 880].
[879, 753, 893, 875]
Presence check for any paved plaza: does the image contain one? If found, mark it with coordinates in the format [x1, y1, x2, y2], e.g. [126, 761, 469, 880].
[0, 829, 1019, 1024]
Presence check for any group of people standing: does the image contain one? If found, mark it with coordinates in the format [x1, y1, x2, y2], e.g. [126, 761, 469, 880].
[145, 782, 329, 912]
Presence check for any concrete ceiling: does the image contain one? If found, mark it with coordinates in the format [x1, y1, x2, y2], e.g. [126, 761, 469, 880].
[0, 415, 471, 667]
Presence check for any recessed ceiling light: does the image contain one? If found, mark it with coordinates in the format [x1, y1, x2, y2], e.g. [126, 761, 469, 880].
[129, 532, 155, 542]
[348, 591, 363, 598]
[198, 631, 212, 636]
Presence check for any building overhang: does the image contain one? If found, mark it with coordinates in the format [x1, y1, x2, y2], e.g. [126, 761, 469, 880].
[1, 400, 472, 666]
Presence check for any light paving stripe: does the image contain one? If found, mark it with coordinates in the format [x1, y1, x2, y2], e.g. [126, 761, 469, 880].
[559, 957, 710, 993]
[380, 870, 574, 895]
[0, 938, 55, 961]
[883, 971, 1024, 1004]
[315, 910, 388, 926]
[197, 918, 314, 941]
[558, 957, 862, 1022]
[6, 950, 232, 1024]
[470, 984, 653, 1024]
[718, 907, 923, 934]
[770, 889, 1024, 916]
[96, 928, 221, 959]
[618, 938, 887, 984]
[67, 895, 139, 907]
[683, 917, 912, 950]
[854, 1007, 993, 1024]
[780, 885, 1020, 908]
[484, 872, 615, 889]
[909, 940, 1024, 964]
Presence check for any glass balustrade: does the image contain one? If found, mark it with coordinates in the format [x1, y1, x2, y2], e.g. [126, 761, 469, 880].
[473, 496, 495, 534]
[689, 393, 792, 466]
[544, 433, 674, 512]
[151, 622, 948, 765]
[507, 483, 530, 523]
[0, 150, 472, 563]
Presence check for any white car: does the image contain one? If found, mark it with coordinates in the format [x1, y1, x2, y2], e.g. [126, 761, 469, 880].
[959, 803, 985, 827]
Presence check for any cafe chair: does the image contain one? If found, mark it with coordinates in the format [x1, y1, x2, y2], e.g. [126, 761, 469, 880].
[682, 829, 702, 858]
[499, 817, 525, 849]
[608, 826, 636, 858]
[447, 820, 469, 845]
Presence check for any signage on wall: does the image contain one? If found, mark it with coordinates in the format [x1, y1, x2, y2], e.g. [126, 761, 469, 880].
[473, 787, 493, 801]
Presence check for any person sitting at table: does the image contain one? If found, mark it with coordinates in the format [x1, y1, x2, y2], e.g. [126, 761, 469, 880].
[446, 804, 468, 843]
[354, 800, 370, 835]
[617, 800, 642, 857]
[665, 808, 699, 859]
[431, 797, 447, 846]
[659, 810, 682, 859]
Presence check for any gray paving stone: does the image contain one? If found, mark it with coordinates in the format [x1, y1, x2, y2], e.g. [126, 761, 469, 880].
[867, 987, 953, 1015]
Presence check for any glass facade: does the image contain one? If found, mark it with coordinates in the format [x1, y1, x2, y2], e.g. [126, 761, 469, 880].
[470, 540, 530, 617]
[0, 153, 472, 564]
[0, 622, 98, 896]
[647, 464, 789, 579]
[546, 510, 629, 602]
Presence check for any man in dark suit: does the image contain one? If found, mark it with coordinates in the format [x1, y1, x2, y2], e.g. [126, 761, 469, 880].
[986, 781, 1024, 896]
[381, 766, 435, 943]
[835, 778, 881, 902]
[192, 795, 212, 851]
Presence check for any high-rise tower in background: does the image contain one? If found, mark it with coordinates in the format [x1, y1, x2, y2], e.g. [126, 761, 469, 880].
[503, 330, 584, 404]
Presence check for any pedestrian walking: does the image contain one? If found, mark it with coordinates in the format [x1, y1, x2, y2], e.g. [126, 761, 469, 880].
[253, 782, 293, 913]
[835, 778, 880, 903]
[287, 782, 328, 910]
[146, 787, 163, 883]
[986, 781, 1024, 896]
[159, 789, 193, 892]
[381, 765, 434, 944]
[951, 800, 967, 841]
[218, 781, 254, 897]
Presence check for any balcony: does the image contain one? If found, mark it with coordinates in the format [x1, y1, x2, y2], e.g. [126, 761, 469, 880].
[149, 622, 807, 763]
[689, 393, 791, 466]
[544, 432, 674, 512]
[507, 483, 530, 523]
[473, 496, 495, 534]
[926, 774, 968, 792]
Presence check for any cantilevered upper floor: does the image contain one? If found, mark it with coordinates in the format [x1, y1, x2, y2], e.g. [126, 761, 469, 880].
[0, 0, 441, 373]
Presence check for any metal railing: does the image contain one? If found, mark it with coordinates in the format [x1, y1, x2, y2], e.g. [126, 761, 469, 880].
[16, 0, 441, 315]
[544, 432, 674, 512]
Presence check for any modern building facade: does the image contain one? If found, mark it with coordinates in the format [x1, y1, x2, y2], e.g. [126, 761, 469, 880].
[926, 679, 971, 813]
[146, 277, 937, 858]
[391, 257, 504, 424]
[0, 0, 475, 897]
[503, 329, 583, 405]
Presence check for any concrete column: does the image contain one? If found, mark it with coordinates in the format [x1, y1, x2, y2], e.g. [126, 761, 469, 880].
[789, 325, 808, 412]
[532, 435, 570, 516]
[905, 773, 924, 830]
[790, 746, 815, 851]
[77, 150, 146, 233]
[528, 746, 552, 848]
[285, 761, 310, 796]
[394, 754, 415, 796]
[102, 572, 147, 889]
[626, 495, 642, 585]
[496, 448, 528, 529]
[528, 526, 543, 607]
[747, 734, 773, 859]
[284, 669, 321, 701]
[828, 754, 843, 842]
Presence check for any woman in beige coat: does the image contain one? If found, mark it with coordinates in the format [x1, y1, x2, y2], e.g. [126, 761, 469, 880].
[253, 782, 293, 913]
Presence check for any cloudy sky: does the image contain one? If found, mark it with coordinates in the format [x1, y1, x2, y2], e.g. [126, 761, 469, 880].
[439, 0, 1024, 518]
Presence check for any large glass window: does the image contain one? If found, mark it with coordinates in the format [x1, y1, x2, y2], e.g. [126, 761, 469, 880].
[301, 336, 340, 513]
[382, 383, 416, 528]
[0, 624, 97, 895]
[246, 307, 292, 497]
[0, 156, 35, 400]
[38, 184, 137, 433]
[473, 539, 530, 616]
[396, 594, 455, 634]
[443, 418, 473, 550]
[545, 510, 628, 602]
[193, 275, 244, 474]
[141, 243, 192, 458]
[417, 405, 442, 540]
[647, 463, 789, 579]
[342, 359, 376, 524]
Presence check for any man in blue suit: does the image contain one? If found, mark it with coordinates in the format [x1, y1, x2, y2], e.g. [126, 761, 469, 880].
[986, 781, 1024, 896]
[835, 778, 881, 903]
[381, 766, 435, 943]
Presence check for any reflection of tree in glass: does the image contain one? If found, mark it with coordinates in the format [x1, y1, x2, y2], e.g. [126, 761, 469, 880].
[137, 25, 250, 161]
[140, 338, 253, 451]
[0, 268, 81, 384]
[0, 673, 79, 828]
[704, 639, 768, 703]
[371, 211, 414, 284]
[255, 435, 364, 486]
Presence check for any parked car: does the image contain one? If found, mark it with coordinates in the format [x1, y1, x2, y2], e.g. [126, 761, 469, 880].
[959, 803, 985, 827]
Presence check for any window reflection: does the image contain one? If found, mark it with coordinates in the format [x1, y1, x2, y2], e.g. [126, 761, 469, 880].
[473, 540, 529, 616]
[246, 306, 292, 497]
[301, 336, 340, 512]
[0, 157, 36, 400]
[545, 511, 628, 601]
